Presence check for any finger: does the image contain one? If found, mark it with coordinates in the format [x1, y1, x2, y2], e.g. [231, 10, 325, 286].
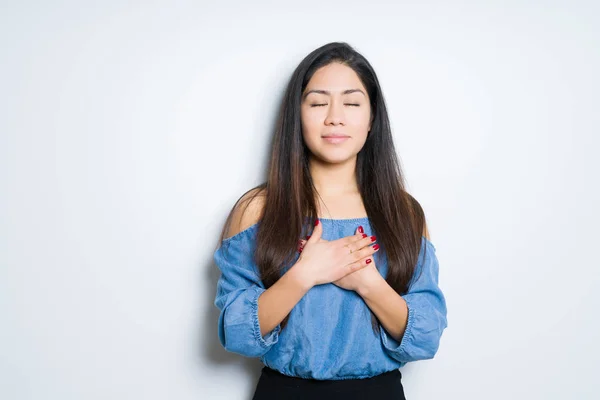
[344, 257, 372, 274]
[308, 219, 323, 243]
[351, 242, 379, 261]
[355, 234, 377, 250]
[346, 233, 376, 254]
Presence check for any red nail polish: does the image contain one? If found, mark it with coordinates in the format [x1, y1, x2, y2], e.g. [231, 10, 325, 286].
[315, 219, 319, 226]
[371, 236, 376, 242]
[358, 226, 364, 234]
[299, 246, 303, 252]
[306, 235, 311, 240]
[373, 244, 379, 251]
[366, 259, 372, 264]
[362, 233, 367, 238]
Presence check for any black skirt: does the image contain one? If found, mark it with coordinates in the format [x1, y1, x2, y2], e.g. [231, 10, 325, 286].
[252, 366, 407, 400]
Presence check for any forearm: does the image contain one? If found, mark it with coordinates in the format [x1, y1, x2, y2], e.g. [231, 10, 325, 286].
[257, 261, 312, 337]
[358, 275, 409, 342]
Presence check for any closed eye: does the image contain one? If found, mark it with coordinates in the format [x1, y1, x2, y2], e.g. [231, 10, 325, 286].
[309, 103, 360, 107]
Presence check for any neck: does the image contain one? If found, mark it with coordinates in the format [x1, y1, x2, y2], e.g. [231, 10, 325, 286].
[308, 155, 359, 197]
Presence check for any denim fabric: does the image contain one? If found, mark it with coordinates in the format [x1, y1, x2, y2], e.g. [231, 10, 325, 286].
[213, 217, 448, 380]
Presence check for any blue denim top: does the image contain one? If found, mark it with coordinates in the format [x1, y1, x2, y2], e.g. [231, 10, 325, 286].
[213, 217, 448, 380]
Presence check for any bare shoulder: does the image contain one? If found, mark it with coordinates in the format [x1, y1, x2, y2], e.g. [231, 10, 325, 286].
[226, 187, 267, 239]
[403, 191, 430, 240]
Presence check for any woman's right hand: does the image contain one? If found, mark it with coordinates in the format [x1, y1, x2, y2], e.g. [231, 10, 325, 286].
[293, 219, 379, 288]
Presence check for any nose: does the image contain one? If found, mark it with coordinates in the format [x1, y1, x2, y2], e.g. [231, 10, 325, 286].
[324, 100, 345, 126]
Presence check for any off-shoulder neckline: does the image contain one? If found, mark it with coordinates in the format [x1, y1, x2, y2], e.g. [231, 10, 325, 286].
[221, 217, 370, 244]
[316, 216, 370, 222]
[220, 217, 436, 251]
[223, 217, 369, 243]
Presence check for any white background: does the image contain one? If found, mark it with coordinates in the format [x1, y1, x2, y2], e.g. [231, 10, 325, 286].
[1, 1, 599, 399]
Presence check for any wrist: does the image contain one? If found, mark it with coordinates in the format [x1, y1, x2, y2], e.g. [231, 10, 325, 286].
[288, 260, 314, 291]
[357, 273, 385, 298]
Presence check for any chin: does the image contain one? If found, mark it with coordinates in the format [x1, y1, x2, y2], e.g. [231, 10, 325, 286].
[314, 151, 357, 165]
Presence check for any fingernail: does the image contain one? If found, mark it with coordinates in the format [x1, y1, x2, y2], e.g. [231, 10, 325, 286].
[315, 219, 319, 226]
[299, 246, 303, 252]
[358, 226, 364, 234]
[362, 233, 367, 238]
[306, 235, 311, 240]
[373, 244, 380, 251]
[366, 259, 372, 264]
[371, 236, 376, 242]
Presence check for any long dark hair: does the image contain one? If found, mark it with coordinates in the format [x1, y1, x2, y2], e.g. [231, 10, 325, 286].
[220, 42, 427, 334]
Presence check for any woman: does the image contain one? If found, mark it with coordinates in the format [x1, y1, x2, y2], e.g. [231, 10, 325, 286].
[213, 42, 448, 399]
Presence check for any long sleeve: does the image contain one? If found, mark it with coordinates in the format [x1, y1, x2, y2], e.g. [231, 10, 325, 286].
[380, 237, 448, 362]
[213, 230, 281, 358]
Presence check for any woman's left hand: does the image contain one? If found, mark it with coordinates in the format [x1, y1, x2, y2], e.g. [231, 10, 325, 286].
[298, 226, 382, 293]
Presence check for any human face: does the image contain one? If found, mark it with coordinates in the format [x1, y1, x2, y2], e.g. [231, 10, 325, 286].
[300, 62, 372, 164]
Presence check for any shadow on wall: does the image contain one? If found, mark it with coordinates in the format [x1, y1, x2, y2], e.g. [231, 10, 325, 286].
[196, 72, 295, 399]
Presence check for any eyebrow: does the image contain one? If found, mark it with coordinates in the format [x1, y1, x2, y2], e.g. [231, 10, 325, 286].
[302, 88, 366, 100]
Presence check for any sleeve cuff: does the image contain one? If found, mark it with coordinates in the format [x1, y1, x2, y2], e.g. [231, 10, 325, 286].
[250, 286, 281, 348]
[380, 296, 417, 354]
